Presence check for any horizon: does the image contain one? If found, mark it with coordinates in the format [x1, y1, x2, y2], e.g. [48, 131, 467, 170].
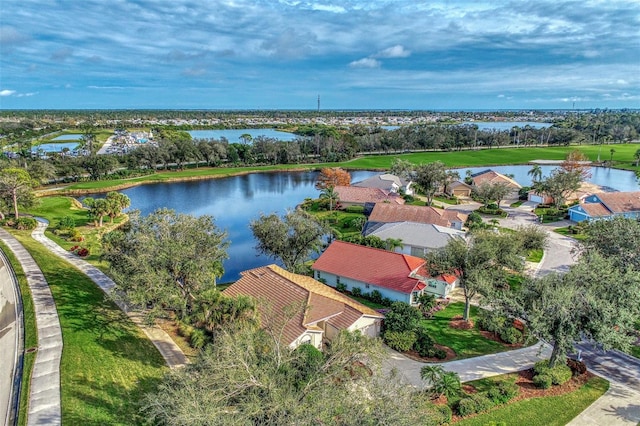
[2, 1, 639, 110]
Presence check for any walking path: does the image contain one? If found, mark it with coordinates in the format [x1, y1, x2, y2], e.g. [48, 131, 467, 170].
[31, 220, 188, 368]
[0, 228, 62, 426]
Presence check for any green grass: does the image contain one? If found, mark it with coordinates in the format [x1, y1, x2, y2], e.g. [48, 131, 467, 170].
[510, 200, 524, 208]
[12, 231, 167, 425]
[554, 226, 588, 241]
[420, 302, 511, 359]
[506, 274, 525, 292]
[433, 195, 458, 205]
[348, 295, 386, 310]
[455, 375, 609, 426]
[526, 249, 544, 263]
[0, 240, 38, 426]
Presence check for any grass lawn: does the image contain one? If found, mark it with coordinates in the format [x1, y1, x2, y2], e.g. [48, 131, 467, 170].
[510, 200, 524, 208]
[526, 249, 543, 263]
[348, 295, 386, 310]
[0, 241, 38, 426]
[554, 226, 588, 241]
[12, 231, 167, 425]
[433, 195, 458, 205]
[420, 302, 511, 359]
[455, 375, 609, 426]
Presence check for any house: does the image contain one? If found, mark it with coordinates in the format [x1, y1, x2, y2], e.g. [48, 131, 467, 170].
[333, 185, 405, 209]
[446, 180, 474, 197]
[352, 173, 414, 195]
[527, 191, 554, 205]
[364, 221, 466, 256]
[365, 203, 468, 231]
[223, 264, 384, 349]
[312, 241, 458, 303]
[470, 169, 522, 191]
[568, 191, 640, 222]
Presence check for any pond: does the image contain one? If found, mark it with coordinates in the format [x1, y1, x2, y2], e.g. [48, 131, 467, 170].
[460, 121, 553, 131]
[33, 142, 79, 153]
[113, 170, 379, 283]
[52, 134, 83, 141]
[188, 129, 298, 142]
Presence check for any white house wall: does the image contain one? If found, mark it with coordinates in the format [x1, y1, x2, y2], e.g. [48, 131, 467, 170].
[348, 316, 382, 338]
[315, 271, 411, 304]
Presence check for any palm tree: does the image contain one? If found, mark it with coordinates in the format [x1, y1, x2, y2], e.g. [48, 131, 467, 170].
[528, 164, 543, 184]
[319, 186, 339, 211]
[420, 365, 461, 398]
[384, 238, 403, 252]
[634, 149, 640, 167]
[609, 148, 616, 166]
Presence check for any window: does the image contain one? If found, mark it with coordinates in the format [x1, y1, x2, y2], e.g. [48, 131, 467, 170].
[365, 283, 370, 289]
[428, 282, 438, 289]
[336, 276, 341, 285]
[411, 291, 419, 304]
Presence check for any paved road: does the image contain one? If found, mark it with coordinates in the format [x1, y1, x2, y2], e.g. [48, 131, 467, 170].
[0, 251, 21, 426]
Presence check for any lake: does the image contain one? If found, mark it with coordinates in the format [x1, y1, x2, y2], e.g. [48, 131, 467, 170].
[52, 134, 83, 141]
[188, 129, 298, 142]
[461, 121, 553, 131]
[115, 170, 379, 283]
[33, 142, 79, 153]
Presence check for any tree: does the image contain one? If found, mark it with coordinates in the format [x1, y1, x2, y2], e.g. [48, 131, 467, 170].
[84, 197, 110, 227]
[528, 164, 543, 185]
[383, 301, 422, 333]
[520, 253, 640, 367]
[142, 327, 436, 425]
[250, 210, 328, 273]
[580, 216, 640, 271]
[315, 167, 351, 190]
[413, 161, 449, 206]
[319, 186, 339, 211]
[0, 167, 36, 219]
[81, 154, 117, 180]
[426, 231, 525, 321]
[560, 150, 592, 180]
[102, 208, 229, 319]
[420, 365, 461, 399]
[539, 169, 582, 209]
[105, 191, 131, 222]
[634, 148, 640, 167]
[609, 148, 616, 164]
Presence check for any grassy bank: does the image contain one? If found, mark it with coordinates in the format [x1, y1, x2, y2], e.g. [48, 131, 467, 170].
[39, 144, 640, 195]
[12, 232, 167, 425]
[0, 241, 38, 426]
[455, 375, 609, 426]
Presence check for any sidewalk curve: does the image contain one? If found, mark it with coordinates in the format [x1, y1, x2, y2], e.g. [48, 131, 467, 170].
[31, 220, 188, 369]
[0, 227, 62, 426]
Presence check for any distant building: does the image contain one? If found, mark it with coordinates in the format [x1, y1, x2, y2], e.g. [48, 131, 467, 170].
[352, 173, 414, 195]
[446, 181, 474, 197]
[568, 191, 640, 222]
[365, 203, 467, 231]
[470, 169, 522, 190]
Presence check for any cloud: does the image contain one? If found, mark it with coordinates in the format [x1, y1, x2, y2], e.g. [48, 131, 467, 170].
[16, 92, 37, 97]
[310, 4, 346, 13]
[182, 67, 207, 77]
[0, 90, 16, 96]
[88, 86, 125, 90]
[260, 28, 317, 59]
[50, 47, 73, 62]
[374, 45, 411, 58]
[349, 58, 381, 68]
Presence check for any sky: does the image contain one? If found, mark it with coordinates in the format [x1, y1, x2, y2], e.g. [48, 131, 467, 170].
[1, 0, 639, 110]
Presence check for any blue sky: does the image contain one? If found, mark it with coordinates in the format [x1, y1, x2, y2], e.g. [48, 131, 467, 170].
[1, 0, 639, 110]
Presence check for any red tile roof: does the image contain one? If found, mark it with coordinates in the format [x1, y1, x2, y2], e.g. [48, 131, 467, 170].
[334, 185, 405, 205]
[471, 170, 522, 189]
[223, 264, 382, 346]
[368, 203, 466, 227]
[312, 241, 426, 294]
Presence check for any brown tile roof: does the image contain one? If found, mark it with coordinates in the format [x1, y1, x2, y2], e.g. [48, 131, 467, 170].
[312, 241, 426, 294]
[223, 265, 382, 346]
[368, 203, 466, 227]
[597, 191, 640, 213]
[334, 186, 405, 205]
[471, 169, 522, 189]
[580, 202, 611, 217]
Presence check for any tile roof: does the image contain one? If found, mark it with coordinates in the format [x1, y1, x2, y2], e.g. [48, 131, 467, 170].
[334, 186, 405, 205]
[365, 221, 465, 250]
[579, 202, 611, 217]
[471, 169, 522, 189]
[597, 191, 640, 213]
[368, 203, 466, 227]
[312, 241, 426, 294]
[223, 265, 382, 346]
[352, 173, 409, 191]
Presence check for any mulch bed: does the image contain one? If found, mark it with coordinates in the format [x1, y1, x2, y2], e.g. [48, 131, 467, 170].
[402, 344, 457, 362]
[449, 315, 475, 330]
[479, 330, 524, 348]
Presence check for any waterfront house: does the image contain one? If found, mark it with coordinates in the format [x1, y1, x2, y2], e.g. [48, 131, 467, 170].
[352, 173, 414, 195]
[446, 180, 474, 197]
[333, 186, 405, 209]
[568, 191, 640, 222]
[312, 241, 458, 303]
[223, 264, 383, 349]
[364, 221, 466, 256]
[364, 203, 467, 231]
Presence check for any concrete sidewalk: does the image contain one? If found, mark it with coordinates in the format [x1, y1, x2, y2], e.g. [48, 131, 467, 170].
[31, 220, 188, 368]
[0, 228, 62, 426]
[567, 381, 640, 426]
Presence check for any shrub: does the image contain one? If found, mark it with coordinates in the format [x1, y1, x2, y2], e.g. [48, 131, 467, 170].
[383, 301, 422, 333]
[69, 229, 84, 242]
[499, 326, 523, 344]
[413, 326, 435, 357]
[383, 330, 416, 352]
[549, 364, 573, 385]
[533, 360, 550, 375]
[432, 348, 447, 359]
[567, 358, 587, 376]
[487, 380, 519, 404]
[351, 287, 362, 297]
[335, 282, 347, 292]
[15, 217, 37, 230]
[345, 205, 364, 214]
[487, 203, 499, 210]
[58, 215, 76, 230]
[381, 297, 393, 307]
[189, 328, 206, 349]
[69, 245, 90, 257]
[533, 373, 552, 389]
[457, 397, 478, 417]
[177, 321, 194, 339]
[456, 393, 494, 417]
[370, 289, 383, 304]
[423, 404, 453, 426]
[477, 311, 506, 334]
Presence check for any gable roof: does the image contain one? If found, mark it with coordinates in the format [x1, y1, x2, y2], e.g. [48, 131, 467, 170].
[596, 191, 640, 214]
[448, 180, 474, 190]
[312, 240, 426, 294]
[470, 169, 522, 189]
[223, 265, 382, 346]
[352, 173, 409, 191]
[368, 203, 467, 227]
[334, 186, 405, 205]
[365, 221, 465, 249]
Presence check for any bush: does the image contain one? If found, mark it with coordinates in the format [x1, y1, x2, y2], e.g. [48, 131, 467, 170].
[550, 364, 573, 385]
[499, 326, 523, 344]
[423, 404, 452, 426]
[370, 289, 383, 304]
[567, 358, 587, 376]
[69, 245, 89, 257]
[69, 229, 84, 242]
[413, 326, 435, 357]
[177, 321, 194, 339]
[383, 301, 422, 333]
[477, 311, 506, 334]
[432, 348, 447, 359]
[457, 393, 494, 417]
[457, 397, 478, 417]
[383, 330, 416, 352]
[487, 380, 519, 404]
[345, 205, 364, 214]
[58, 215, 76, 230]
[335, 282, 347, 292]
[487, 203, 499, 210]
[533, 373, 553, 389]
[351, 287, 362, 297]
[15, 217, 37, 230]
[381, 297, 393, 307]
[189, 328, 206, 349]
